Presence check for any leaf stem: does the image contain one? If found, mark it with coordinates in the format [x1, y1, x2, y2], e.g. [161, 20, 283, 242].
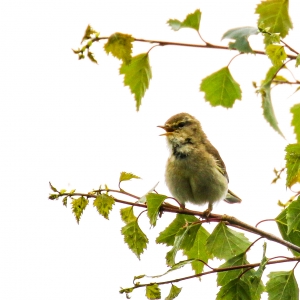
[280, 39, 299, 55]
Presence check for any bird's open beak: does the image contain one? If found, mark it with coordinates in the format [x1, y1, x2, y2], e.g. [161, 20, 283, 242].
[157, 125, 174, 136]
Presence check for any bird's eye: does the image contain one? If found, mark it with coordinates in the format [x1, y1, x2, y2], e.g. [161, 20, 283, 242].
[177, 121, 185, 128]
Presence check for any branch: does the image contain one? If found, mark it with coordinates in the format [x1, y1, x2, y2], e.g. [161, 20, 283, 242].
[53, 189, 300, 254]
[280, 39, 299, 55]
[222, 215, 300, 254]
[121, 256, 300, 291]
[273, 80, 300, 85]
[93, 36, 298, 60]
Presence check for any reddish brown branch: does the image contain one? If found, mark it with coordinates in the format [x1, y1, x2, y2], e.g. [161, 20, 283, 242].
[123, 256, 300, 291]
[273, 80, 300, 85]
[53, 189, 300, 254]
[92, 36, 298, 60]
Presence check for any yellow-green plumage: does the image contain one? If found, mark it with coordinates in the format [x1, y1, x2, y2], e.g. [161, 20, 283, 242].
[159, 112, 241, 213]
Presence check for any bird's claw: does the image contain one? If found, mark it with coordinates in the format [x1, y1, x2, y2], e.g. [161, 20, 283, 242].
[203, 203, 213, 219]
[203, 208, 212, 219]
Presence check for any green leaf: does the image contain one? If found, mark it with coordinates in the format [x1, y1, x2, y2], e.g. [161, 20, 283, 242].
[256, 0, 293, 39]
[260, 83, 284, 137]
[167, 9, 201, 31]
[285, 144, 300, 188]
[275, 209, 300, 256]
[71, 196, 89, 224]
[217, 253, 249, 287]
[78, 53, 85, 60]
[81, 24, 98, 43]
[200, 67, 242, 108]
[139, 182, 159, 204]
[151, 259, 194, 278]
[69, 189, 76, 195]
[72, 48, 82, 54]
[266, 270, 299, 300]
[179, 222, 202, 251]
[217, 278, 252, 300]
[166, 221, 201, 266]
[146, 284, 161, 299]
[258, 66, 284, 137]
[222, 26, 258, 53]
[119, 172, 141, 183]
[206, 222, 251, 260]
[274, 75, 288, 83]
[121, 220, 148, 259]
[146, 193, 167, 227]
[134, 274, 145, 281]
[165, 284, 182, 300]
[156, 214, 199, 246]
[119, 53, 152, 111]
[250, 243, 267, 300]
[104, 32, 134, 63]
[87, 51, 98, 64]
[49, 182, 58, 193]
[217, 251, 265, 299]
[183, 226, 211, 275]
[296, 54, 300, 67]
[93, 194, 115, 219]
[287, 196, 300, 234]
[266, 45, 287, 66]
[49, 194, 59, 200]
[291, 104, 300, 143]
[260, 32, 281, 46]
[293, 86, 300, 95]
[264, 65, 281, 83]
[120, 206, 137, 224]
[119, 287, 134, 294]
[62, 196, 68, 207]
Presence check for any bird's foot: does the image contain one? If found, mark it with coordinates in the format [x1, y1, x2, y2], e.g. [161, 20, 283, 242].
[203, 208, 212, 219]
[179, 203, 185, 210]
[203, 203, 213, 219]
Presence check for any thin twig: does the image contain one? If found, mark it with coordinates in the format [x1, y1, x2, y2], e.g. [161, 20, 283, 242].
[93, 36, 298, 60]
[273, 80, 300, 85]
[123, 257, 300, 291]
[280, 39, 299, 55]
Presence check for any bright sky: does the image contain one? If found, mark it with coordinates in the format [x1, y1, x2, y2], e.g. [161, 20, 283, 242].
[1, 0, 300, 299]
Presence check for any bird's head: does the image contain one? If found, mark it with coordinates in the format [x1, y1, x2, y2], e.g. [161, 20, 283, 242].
[158, 113, 206, 149]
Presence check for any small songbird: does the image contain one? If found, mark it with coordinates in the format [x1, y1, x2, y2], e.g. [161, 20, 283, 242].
[158, 112, 241, 215]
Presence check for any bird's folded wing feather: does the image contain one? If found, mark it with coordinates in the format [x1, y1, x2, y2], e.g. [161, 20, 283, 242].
[204, 139, 229, 182]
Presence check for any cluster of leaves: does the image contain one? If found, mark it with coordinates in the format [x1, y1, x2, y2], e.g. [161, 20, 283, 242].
[72, 25, 99, 64]
[49, 170, 300, 299]
[73, 2, 299, 142]
[56, 1, 300, 299]
[71, 6, 300, 196]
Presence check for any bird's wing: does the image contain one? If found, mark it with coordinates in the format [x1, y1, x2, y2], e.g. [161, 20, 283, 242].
[225, 189, 242, 203]
[204, 139, 229, 182]
[204, 139, 242, 203]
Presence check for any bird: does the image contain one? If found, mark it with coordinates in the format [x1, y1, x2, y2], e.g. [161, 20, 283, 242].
[158, 112, 241, 216]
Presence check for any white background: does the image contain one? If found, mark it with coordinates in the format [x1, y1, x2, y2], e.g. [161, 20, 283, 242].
[1, 0, 300, 299]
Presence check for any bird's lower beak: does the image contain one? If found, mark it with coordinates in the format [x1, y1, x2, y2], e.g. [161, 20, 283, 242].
[157, 125, 174, 136]
[159, 132, 173, 136]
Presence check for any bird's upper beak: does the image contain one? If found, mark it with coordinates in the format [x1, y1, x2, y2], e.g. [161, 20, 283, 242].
[157, 125, 174, 136]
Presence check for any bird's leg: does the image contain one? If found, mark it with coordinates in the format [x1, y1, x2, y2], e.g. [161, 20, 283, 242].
[203, 203, 213, 219]
[179, 203, 185, 210]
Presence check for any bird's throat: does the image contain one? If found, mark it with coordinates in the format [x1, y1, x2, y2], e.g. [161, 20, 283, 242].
[171, 139, 194, 159]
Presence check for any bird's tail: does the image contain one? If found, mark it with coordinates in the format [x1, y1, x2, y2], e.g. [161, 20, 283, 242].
[224, 189, 242, 204]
